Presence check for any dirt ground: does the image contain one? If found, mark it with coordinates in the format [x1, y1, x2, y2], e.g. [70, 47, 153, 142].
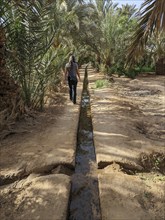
[88, 70, 165, 220]
[0, 76, 82, 220]
[0, 69, 165, 219]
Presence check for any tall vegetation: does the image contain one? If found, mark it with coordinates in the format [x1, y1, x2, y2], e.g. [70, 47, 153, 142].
[85, 0, 138, 75]
[127, 0, 165, 74]
[2, 1, 65, 108]
[0, 24, 24, 132]
[1, 0, 86, 109]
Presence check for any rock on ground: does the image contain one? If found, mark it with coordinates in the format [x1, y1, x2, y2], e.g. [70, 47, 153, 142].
[99, 170, 165, 220]
[0, 174, 71, 220]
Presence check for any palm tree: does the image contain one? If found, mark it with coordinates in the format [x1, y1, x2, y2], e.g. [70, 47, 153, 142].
[1, 0, 91, 111]
[127, 0, 165, 74]
[0, 25, 24, 132]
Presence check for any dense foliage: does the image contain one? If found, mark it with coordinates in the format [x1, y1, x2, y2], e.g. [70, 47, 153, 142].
[0, 0, 164, 109]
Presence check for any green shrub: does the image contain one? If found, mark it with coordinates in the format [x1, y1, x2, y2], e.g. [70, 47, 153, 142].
[140, 66, 155, 72]
[109, 65, 117, 75]
[124, 69, 138, 79]
[109, 64, 125, 76]
[94, 79, 109, 89]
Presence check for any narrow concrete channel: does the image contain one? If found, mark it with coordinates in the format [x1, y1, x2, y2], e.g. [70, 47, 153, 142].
[68, 67, 101, 220]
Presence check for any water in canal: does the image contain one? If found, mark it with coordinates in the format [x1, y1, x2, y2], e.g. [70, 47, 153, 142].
[68, 68, 101, 220]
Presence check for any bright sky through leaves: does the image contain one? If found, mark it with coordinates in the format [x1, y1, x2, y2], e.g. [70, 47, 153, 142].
[113, 0, 144, 8]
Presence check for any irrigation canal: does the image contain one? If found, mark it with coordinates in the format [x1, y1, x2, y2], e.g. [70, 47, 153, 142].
[68, 67, 101, 220]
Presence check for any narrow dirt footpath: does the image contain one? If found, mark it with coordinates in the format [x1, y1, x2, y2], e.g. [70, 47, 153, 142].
[88, 68, 165, 220]
[0, 68, 84, 220]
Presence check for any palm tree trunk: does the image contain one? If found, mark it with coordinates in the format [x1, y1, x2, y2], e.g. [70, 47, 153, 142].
[156, 58, 165, 75]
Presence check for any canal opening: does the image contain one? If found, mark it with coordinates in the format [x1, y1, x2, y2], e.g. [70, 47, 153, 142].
[68, 67, 101, 220]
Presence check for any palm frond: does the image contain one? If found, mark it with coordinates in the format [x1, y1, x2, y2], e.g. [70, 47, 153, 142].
[127, 0, 165, 65]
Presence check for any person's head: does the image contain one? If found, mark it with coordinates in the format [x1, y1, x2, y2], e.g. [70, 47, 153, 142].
[69, 55, 76, 63]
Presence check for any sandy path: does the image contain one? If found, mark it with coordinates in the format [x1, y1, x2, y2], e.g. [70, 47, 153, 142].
[0, 68, 85, 220]
[88, 68, 165, 220]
